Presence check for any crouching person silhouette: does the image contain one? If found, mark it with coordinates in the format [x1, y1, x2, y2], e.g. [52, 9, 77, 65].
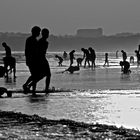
[120, 61, 131, 74]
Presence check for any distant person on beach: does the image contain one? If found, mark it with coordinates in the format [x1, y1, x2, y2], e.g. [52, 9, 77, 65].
[2, 42, 12, 57]
[81, 48, 90, 68]
[120, 61, 131, 74]
[129, 56, 134, 64]
[103, 53, 109, 67]
[55, 55, 63, 66]
[23, 26, 41, 95]
[88, 47, 96, 68]
[76, 57, 83, 67]
[135, 50, 140, 66]
[63, 51, 67, 60]
[2, 42, 16, 79]
[69, 50, 75, 66]
[116, 50, 119, 58]
[138, 44, 140, 52]
[121, 50, 127, 61]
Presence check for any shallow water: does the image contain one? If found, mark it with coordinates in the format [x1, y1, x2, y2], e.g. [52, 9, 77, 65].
[0, 52, 140, 130]
[0, 91, 140, 130]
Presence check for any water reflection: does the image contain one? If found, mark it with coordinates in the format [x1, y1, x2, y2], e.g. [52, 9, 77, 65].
[4, 76, 16, 84]
[120, 73, 131, 81]
[27, 95, 47, 103]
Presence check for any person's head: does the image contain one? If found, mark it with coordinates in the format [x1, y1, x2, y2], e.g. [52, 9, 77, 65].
[121, 50, 124, 53]
[81, 48, 85, 51]
[41, 28, 49, 38]
[55, 55, 58, 58]
[72, 50, 75, 53]
[2, 42, 7, 47]
[88, 47, 92, 51]
[31, 26, 41, 37]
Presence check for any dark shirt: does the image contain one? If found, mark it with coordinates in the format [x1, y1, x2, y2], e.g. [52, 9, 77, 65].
[4, 46, 11, 57]
[69, 51, 75, 60]
[89, 49, 96, 59]
[82, 49, 90, 59]
[25, 36, 38, 66]
[38, 37, 48, 62]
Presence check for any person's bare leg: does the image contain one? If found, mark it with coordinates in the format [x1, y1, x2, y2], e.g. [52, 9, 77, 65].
[45, 75, 51, 94]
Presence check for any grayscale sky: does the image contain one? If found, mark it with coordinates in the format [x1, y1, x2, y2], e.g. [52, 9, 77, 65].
[0, 0, 140, 35]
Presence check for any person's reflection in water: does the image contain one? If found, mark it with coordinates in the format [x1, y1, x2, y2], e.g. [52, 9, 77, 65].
[4, 76, 16, 84]
[120, 73, 131, 81]
[27, 94, 49, 103]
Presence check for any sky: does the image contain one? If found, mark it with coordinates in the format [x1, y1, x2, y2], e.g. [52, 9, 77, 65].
[0, 0, 140, 35]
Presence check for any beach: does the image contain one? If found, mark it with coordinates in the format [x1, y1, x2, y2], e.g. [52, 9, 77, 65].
[0, 52, 140, 139]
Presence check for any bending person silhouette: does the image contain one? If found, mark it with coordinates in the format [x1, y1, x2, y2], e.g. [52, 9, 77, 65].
[120, 61, 131, 74]
[81, 48, 90, 68]
[2, 42, 16, 79]
[55, 55, 63, 66]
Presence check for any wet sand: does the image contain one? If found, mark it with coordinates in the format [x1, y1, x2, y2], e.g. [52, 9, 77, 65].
[0, 110, 140, 139]
[0, 63, 140, 139]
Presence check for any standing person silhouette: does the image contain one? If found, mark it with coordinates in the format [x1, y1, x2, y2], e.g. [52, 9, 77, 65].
[23, 26, 41, 95]
[69, 50, 75, 66]
[135, 50, 140, 66]
[88, 47, 96, 68]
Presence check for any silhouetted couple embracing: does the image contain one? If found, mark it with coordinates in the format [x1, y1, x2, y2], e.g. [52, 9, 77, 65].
[23, 26, 51, 96]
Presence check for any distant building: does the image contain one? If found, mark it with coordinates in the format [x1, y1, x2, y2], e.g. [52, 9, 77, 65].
[76, 28, 103, 38]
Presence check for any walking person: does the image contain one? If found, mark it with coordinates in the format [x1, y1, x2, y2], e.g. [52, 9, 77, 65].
[23, 26, 41, 95]
[103, 53, 109, 67]
[23, 28, 51, 95]
[37, 28, 51, 93]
